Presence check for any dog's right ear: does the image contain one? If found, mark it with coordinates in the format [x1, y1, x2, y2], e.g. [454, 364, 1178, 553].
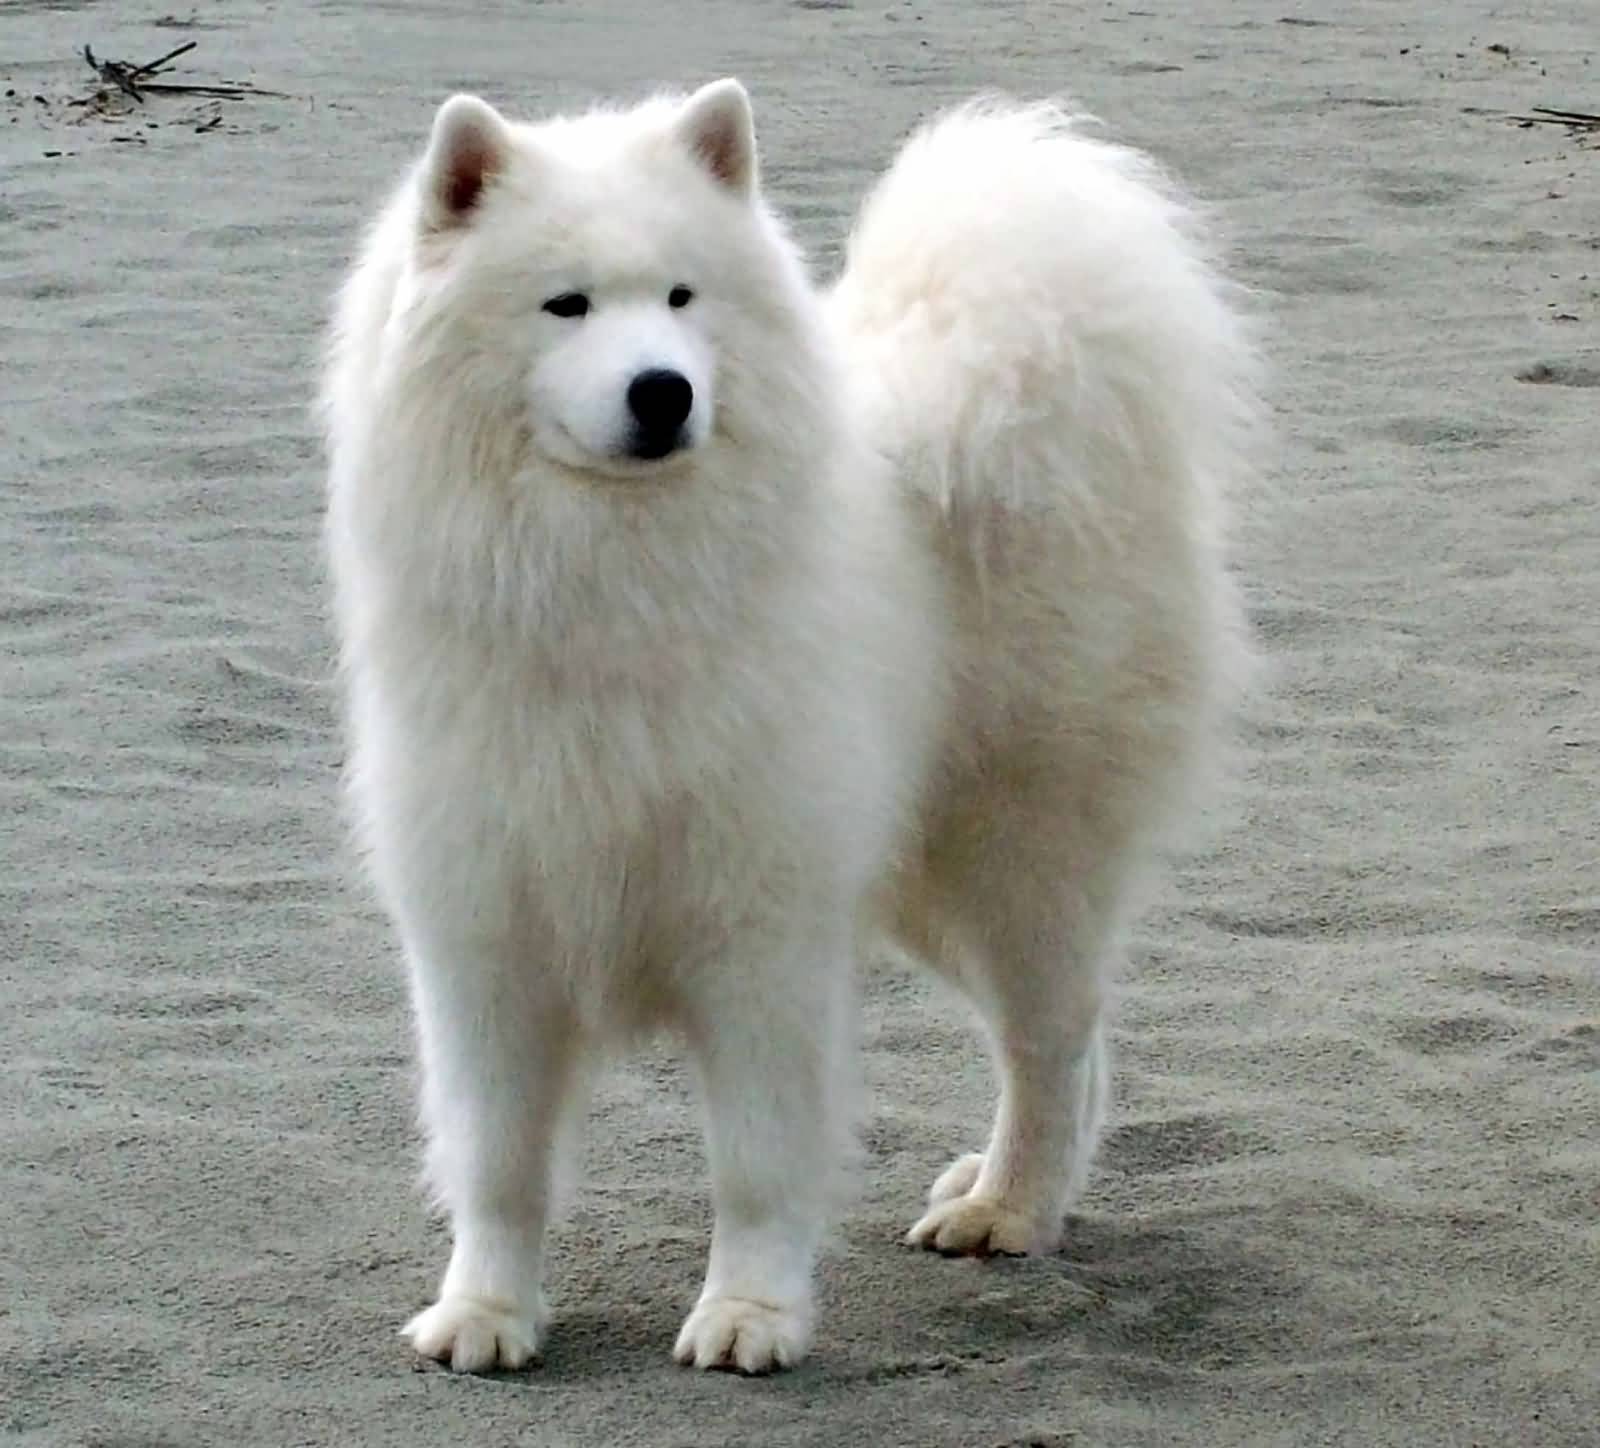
[419, 95, 513, 232]
[675, 79, 757, 196]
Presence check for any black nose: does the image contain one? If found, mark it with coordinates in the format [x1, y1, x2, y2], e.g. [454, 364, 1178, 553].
[626, 368, 694, 448]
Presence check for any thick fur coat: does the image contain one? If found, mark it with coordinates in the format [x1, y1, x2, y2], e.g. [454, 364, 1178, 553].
[322, 79, 1259, 1374]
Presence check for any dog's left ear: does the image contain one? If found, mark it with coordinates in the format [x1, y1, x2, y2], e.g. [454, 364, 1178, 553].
[675, 79, 757, 195]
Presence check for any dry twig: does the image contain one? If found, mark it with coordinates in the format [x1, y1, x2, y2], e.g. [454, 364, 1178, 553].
[1511, 105, 1600, 131]
[79, 39, 287, 106]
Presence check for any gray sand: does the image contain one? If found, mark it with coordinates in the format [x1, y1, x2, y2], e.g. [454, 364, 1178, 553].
[3, 2, 1596, 1444]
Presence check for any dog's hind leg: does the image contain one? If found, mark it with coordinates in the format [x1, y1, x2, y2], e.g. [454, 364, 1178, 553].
[906, 816, 1134, 1257]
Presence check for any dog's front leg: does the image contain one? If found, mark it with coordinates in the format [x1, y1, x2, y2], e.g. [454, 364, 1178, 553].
[400, 929, 586, 1374]
[673, 930, 852, 1374]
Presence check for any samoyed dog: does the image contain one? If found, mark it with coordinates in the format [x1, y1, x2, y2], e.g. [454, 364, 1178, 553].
[322, 79, 1258, 1376]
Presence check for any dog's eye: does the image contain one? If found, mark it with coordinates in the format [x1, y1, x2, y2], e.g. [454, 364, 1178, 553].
[542, 292, 590, 319]
[668, 285, 694, 309]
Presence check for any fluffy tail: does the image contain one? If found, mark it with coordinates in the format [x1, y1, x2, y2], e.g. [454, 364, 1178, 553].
[830, 100, 1264, 847]
[829, 99, 1262, 527]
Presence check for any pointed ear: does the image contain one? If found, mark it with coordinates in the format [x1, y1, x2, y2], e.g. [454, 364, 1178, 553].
[674, 79, 757, 195]
[420, 94, 513, 231]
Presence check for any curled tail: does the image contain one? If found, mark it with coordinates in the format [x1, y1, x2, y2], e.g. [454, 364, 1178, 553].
[829, 98, 1262, 528]
[830, 100, 1264, 838]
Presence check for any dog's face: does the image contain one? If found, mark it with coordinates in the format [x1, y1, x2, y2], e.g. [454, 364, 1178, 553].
[395, 81, 787, 483]
[525, 279, 715, 472]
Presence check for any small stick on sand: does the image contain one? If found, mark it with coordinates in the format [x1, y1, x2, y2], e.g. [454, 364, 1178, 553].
[132, 80, 290, 99]
[83, 45, 145, 103]
[1511, 106, 1600, 130]
[79, 40, 289, 105]
[129, 40, 198, 78]
[1531, 105, 1600, 125]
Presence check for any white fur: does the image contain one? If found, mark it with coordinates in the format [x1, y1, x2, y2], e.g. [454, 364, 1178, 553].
[322, 80, 1259, 1375]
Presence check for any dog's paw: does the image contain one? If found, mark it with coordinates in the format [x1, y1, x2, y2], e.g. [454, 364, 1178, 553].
[403, 1294, 544, 1374]
[926, 1150, 986, 1205]
[905, 1196, 1044, 1257]
[672, 1295, 811, 1374]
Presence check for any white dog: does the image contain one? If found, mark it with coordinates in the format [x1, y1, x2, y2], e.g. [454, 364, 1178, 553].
[322, 78, 1258, 1376]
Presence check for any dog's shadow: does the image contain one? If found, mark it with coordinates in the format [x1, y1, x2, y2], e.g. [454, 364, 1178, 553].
[815, 1203, 1304, 1390]
[490, 1198, 1303, 1390]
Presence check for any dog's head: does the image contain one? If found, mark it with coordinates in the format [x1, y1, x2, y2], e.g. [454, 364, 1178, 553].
[390, 80, 812, 483]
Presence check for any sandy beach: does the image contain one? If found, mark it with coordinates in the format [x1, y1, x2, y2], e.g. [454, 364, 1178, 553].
[3, 1, 1597, 1443]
